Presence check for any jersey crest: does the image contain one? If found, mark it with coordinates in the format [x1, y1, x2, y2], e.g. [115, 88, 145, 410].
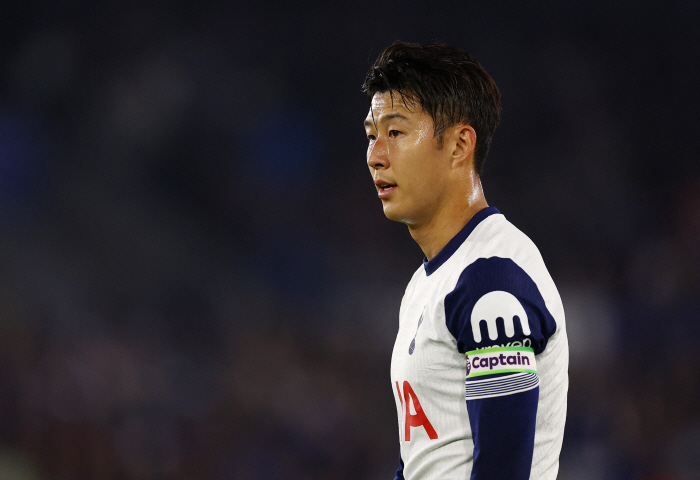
[408, 310, 425, 355]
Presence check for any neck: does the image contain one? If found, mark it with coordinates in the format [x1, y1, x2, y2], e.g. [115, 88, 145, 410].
[407, 174, 488, 261]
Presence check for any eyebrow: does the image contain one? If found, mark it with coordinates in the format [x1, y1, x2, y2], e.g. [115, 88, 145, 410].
[363, 112, 409, 129]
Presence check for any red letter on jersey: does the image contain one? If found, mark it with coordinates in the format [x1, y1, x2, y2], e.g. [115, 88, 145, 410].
[402, 381, 438, 440]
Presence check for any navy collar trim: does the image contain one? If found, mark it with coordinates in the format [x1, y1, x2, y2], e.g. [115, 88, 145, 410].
[423, 206, 501, 276]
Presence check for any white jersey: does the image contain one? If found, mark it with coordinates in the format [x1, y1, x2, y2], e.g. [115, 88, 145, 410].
[390, 207, 568, 480]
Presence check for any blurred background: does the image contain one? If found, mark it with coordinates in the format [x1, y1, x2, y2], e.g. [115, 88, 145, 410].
[1, 1, 699, 479]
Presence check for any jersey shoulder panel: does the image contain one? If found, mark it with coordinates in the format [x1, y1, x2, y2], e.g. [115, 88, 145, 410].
[443, 217, 559, 356]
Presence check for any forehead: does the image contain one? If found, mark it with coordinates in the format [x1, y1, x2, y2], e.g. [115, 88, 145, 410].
[365, 91, 421, 125]
[371, 91, 413, 111]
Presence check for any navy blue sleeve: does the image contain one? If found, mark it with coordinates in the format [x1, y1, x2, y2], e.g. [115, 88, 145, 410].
[443, 257, 553, 479]
[467, 388, 539, 480]
[393, 453, 405, 480]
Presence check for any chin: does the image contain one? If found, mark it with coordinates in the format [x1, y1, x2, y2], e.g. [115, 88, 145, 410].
[382, 202, 408, 223]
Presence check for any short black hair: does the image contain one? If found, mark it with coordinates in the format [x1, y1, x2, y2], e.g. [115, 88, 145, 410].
[362, 41, 501, 175]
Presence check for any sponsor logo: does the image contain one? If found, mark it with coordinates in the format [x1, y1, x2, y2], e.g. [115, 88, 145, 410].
[470, 291, 531, 343]
[474, 338, 532, 350]
[395, 380, 438, 441]
[465, 346, 537, 378]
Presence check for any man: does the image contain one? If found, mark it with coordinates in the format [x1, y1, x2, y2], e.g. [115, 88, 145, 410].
[362, 42, 568, 480]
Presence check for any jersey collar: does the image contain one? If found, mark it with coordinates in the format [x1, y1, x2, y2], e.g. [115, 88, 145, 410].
[423, 206, 501, 276]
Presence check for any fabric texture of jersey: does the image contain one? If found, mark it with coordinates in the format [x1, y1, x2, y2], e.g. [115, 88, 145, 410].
[390, 207, 568, 480]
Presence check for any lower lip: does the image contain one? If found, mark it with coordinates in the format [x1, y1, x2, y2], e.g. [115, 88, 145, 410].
[378, 186, 397, 198]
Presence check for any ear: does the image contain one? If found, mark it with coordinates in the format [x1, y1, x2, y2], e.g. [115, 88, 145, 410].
[450, 124, 477, 169]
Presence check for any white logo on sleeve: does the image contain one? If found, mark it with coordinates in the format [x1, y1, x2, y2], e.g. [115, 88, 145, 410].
[470, 291, 531, 343]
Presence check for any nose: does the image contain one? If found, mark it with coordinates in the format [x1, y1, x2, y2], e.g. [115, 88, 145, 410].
[367, 136, 388, 170]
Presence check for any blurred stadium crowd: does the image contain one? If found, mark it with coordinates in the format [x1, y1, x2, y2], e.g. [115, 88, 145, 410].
[1, 1, 699, 479]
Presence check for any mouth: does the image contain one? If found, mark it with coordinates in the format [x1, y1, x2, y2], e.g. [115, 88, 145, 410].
[375, 181, 397, 198]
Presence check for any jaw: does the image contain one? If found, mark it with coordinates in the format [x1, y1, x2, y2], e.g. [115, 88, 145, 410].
[382, 189, 443, 229]
[380, 197, 405, 223]
[381, 196, 422, 226]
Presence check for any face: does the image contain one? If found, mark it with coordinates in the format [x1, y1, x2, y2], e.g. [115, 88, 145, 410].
[364, 91, 452, 227]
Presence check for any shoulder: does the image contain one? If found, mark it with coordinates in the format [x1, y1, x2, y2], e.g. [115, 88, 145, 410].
[443, 216, 562, 355]
[461, 214, 562, 319]
[468, 213, 544, 263]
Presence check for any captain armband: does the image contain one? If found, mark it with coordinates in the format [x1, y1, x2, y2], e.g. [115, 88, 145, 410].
[464, 347, 539, 400]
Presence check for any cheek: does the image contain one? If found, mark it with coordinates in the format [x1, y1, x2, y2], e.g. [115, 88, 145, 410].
[413, 150, 447, 198]
[412, 146, 441, 178]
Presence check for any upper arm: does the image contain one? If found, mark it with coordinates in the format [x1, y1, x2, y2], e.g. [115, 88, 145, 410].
[443, 256, 558, 479]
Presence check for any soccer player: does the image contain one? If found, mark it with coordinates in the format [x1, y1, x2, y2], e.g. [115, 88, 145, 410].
[362, 42, 568, 480]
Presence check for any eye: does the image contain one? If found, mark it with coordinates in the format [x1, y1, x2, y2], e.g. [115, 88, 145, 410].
[389, 130, 402, 138]
[367, 133, 376, 141]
